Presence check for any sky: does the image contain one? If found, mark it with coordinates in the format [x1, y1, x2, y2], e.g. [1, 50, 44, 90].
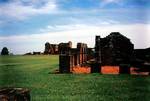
[0, 0, 150, 54]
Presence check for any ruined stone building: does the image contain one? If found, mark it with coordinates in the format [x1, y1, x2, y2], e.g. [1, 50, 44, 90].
[59, 32, 136, 74]
[132, 48, 150, 73]
[33, 52, 41, 55]
[59, 41, 94, 73]
[44, 42, 59, 54]
[97, 32, 134, 66]
[91, 32, 134, 73]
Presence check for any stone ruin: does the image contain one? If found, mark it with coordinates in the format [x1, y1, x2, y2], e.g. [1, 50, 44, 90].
[134, 48, 150, 62]
[59, 41, 93, 73]
[90, 36, 101, 73]
[59, 32, 141, 74]
[99, 32, 134, 66]
[44, 42, 59, 54]
[33, 52, 41, 55]
[93, 32, 134, 73]
[90, 32, 134, 73]
[132, 48, 150, 74]
[0, 88, 30, 101]
[24, 52, 41, 55]
[59, 41, 72, 73]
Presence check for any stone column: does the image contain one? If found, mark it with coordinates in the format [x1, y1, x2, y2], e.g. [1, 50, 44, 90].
[59, 42, 73, 73]
[95, 36, 101, 63]
[91, 36, 102, 73]
[59, 54, 72, 73]
[119, 64, 130, 74]
[90, 62, 101, 73]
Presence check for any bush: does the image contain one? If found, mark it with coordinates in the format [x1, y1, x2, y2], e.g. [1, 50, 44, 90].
[1, 47, 9, 55]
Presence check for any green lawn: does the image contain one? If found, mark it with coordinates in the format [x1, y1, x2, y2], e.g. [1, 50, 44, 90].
[0, 55, 150, 101]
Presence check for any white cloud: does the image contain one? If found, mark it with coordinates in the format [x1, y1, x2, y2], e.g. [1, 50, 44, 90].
[101, 0, 123, 6]
[0, 0, 57, 20]
[39, 20, 120, 33]
[102, 0, 121, 3]
[40, 24, 99, 32]
[0, 23, 150, 54]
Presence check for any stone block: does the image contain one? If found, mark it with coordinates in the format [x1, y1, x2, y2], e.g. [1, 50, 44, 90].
[0, 88, 30, 101]
[119, 64, 130, 74]
[91, 62, 101, 73]
[59, 55, 72, 73]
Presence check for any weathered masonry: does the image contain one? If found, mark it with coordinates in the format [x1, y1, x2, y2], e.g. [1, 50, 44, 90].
[90, 36, 101, 73]
[92, 32, 134, 73]
[58, 32, 150, 74]
[99, 32, 134, 66]
[59, 41, 93, 73]
[44, 42, 59, 54]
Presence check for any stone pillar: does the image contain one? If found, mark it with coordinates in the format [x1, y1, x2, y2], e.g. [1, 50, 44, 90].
[59, 42, 73, 73]
[82, 44, 88, 63]
[119, 64, 130, 74]
[77, 43, 82, 65]
[59, 54, 72, 73]
[90, 62, 101, 73]
[74, 54, 78, 66]
[44, 42, 50, 54]
[77, 43, 88, 65]
[91, 36, 102, 73]
[95, 36, 101, 63]
[85, 44, 88, 62]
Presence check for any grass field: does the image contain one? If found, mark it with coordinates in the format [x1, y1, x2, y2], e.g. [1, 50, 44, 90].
[0, 55, 150, 101]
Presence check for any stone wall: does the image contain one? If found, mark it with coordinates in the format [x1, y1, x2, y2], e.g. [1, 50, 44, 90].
[59, 32, 136, 74]
[134, 48, 150, 62]
[59, 41, 72, 73]
[77, 43, 88, 65]
[59, 41, 92, 73]
[44, 42, 59, 54]
[99, 32, 134, 65]
[90, 32, 134, 73]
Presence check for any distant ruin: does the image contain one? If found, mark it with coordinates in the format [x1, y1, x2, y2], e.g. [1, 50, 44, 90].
[44, 42, 59, 55]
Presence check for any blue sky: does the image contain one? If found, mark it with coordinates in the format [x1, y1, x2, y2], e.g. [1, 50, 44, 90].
[0, 0, 150, 54]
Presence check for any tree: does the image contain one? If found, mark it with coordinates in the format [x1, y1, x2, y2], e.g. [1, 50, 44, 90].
[1, 47, 9, 55]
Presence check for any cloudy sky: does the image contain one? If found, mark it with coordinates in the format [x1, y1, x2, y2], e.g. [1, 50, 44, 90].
[0, 0, 150, 54]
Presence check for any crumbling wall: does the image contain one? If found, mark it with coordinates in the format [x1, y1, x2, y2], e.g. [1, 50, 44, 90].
[59, 55, 73, 73]
[59, 41, 91, 73]
[134, 48, 150, 62]
[90, 36, 101, 73]
[59, 41, 72, 73]
[91, 32, 134, 73]
[77, 43, 88, 65]
[100, 32, 134, 65]
[44, 42, 59, 54]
